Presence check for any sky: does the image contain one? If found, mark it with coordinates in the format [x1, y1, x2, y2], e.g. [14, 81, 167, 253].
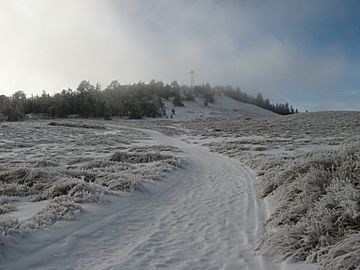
[0, 0, 359, 111]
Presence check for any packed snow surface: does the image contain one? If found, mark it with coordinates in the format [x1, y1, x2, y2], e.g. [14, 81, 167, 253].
[0, 126, 316, 270]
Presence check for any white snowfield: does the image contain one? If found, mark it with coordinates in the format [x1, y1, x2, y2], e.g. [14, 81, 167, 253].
[0, 129, 317, 270]
[162, 96, 277, 120]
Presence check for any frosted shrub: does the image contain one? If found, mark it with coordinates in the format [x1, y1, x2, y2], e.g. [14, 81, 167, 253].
[62, 170, 96, 182]
[37, 180, 77, 200]
[0, 169, 29, 184]
[21, 197, 82, 230]
[0, 197, 16, 214]
[110, 151, 172, 163]
[266, 165, 333, 227]
[160, 158, 185, 169]
[128, 145, 181, 153]
[0, 217, 19, 245]
[67, 181, 107, 203]
[257, 144, 360, 268]
[34, 178, 108, 203]
[81, 159, 120, 170]
[0, 183, 30, 197]
[318, 233, 360, 270]
[96, 173, 143, 192]
[0, 168, 57, 197]
[257, 152, 334, 198]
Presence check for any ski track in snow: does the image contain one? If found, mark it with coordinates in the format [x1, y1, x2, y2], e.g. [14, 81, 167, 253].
[0, 128, 306, 270]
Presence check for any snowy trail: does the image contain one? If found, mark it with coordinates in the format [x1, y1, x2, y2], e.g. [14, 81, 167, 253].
[1, 129, 280, 270]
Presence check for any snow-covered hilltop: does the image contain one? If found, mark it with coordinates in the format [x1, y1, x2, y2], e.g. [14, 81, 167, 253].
[162, 96, 277, 120]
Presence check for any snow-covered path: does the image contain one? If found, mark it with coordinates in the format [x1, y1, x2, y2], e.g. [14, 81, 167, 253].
[1, 130, 280, 270]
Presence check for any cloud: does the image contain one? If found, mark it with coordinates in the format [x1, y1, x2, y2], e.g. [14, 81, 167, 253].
[0, 0, 154, 95]
[0, 0, 356, 111]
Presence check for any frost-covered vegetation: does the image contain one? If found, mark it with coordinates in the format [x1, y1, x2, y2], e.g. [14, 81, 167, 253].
[256, 146, 360, 269]
[2, 109, 359, 269]
[181, 111, 360, 269]
[0, 120, 183, 245]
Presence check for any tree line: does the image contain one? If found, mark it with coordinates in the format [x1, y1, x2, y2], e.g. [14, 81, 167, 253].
[220, 86, 298, 115]
[0, 80, 298, 121]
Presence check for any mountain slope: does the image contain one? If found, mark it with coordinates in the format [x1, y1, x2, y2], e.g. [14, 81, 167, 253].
[163, 96, 277, 120]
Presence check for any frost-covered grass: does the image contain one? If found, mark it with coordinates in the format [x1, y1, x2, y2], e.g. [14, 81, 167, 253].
[182, 111, 360, 140]
[2, 111, 359, 268]
[0, 120, 183, 244]
[0, 197, 16, 214]
[180, 111, 360, 269]
[256, 145, 360, 269]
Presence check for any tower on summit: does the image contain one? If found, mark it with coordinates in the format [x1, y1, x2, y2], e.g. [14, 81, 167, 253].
[190, 70, 195, 88]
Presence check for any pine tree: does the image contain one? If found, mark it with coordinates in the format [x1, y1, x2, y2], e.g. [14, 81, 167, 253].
[173, 92, 184, 106]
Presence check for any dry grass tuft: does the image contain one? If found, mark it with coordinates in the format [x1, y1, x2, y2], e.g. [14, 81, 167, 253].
[110, 152, 172, 163]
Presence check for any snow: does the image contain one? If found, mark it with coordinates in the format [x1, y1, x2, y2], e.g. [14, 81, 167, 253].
[179, 111, 360, 269]
[7, 200, 47, 222]
[3, 110, 358, 269]
[0, 120, 183, 243]
[0, 126, 317, 270]
[161, 96, 277, 120]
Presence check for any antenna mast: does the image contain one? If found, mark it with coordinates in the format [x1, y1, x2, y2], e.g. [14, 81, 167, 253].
[190, 70, 195, 88]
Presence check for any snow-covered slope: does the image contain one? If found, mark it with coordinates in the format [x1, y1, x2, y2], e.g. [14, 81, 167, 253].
[162, 96, 277, 120]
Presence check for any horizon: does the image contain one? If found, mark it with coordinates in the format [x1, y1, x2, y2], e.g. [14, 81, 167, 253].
[0, 0, 359, 112]
[1, 78, 358, 113]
